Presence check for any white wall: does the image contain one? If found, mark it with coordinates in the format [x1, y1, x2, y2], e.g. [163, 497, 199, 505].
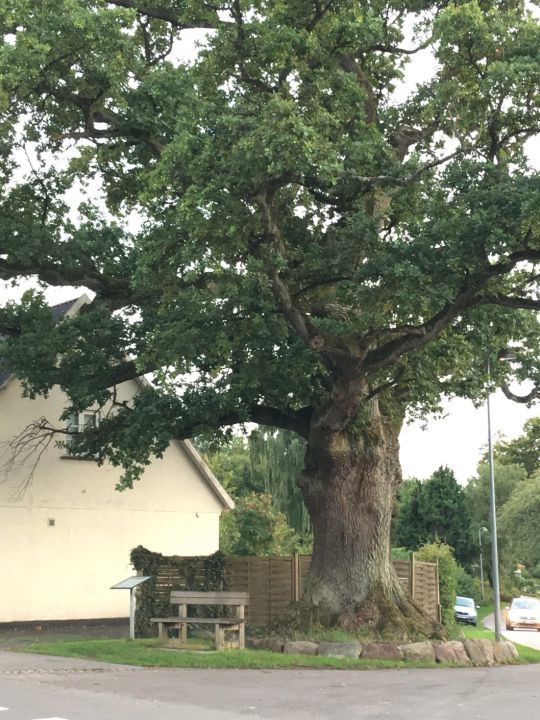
[0, 378, 224, 622]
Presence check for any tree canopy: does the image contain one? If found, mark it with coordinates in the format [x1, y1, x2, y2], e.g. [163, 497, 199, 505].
[0, 0, 539, 482]
[465, 460, 528, 530]
[493, 417, 540, 476]
[499, 472, 540, 568]
[394, 466, 472, 563]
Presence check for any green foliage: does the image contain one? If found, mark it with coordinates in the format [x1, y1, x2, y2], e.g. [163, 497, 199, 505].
[468, 420, 540, 588]
[499, 473, 540, 568]
[0, 0, 538, 488]
[456, 565, 477, 600]
[391, 547, 412, 561]
[394, 467, 472, 564]
[130, 546, 229, 637]
[416, 541, 459, 626]
[220, 493, 300, 556]
[393, 479, 425, 550]
[465, 461, 527, 533]
[492, 418, 540, 476]
[249, 428, 308, 534]
[196, 436, 266, 498]
[198, 428, 309, 534]
[465, 461, 527, 580]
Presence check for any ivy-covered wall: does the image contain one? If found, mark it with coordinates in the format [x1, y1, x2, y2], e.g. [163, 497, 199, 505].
[130, 545, 229, 637]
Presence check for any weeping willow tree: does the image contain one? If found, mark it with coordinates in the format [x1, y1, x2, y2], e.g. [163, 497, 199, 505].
[249, 429, 309, 535]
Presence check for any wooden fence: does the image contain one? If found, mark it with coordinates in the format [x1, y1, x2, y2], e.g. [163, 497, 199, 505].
[140, 552, 440, 630]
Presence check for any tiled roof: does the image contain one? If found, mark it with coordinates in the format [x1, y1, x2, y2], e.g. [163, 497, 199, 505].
[0, 298, 80, 388]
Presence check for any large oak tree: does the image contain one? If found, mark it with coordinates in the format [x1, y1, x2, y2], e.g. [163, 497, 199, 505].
[1, 0, 539, 633]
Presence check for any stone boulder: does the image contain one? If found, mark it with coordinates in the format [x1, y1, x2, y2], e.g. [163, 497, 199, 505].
[463, 638, 495, 666]
[399, 641, 436, 662]
[361, 642, 403, 661]
[283, 641, 318, 656]
[434, 641, 470, 665]
[493, 640, 519, 665]
[317, 642, 361, 658]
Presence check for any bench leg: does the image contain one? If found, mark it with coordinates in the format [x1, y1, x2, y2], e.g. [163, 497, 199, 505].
[178, 622, 186, 644]
[178, 604, 188, 644]
[238, 622, 245, 650]
[236, 604, 245, 650]
[215, 624, 225, 651]
[158, 622, 167, 642]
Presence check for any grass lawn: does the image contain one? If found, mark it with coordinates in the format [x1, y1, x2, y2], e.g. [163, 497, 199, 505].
[18, 604, 540, 669]
[21, 638, 442, 670]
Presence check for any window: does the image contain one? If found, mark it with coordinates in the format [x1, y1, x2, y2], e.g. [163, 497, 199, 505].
[65, 410, 100, 457]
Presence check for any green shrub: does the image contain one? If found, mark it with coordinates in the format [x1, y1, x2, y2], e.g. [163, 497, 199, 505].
[456, 565, 476, 599]
[220, 492, 299, 556]
[471, 577, 493, 606]
[416, 541, 459, 626]
[391, 547, 411, 561]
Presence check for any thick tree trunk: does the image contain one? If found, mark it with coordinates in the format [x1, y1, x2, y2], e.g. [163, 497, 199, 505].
[299, 393, 437, 637]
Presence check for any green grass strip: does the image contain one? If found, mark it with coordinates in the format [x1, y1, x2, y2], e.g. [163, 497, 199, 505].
[22, 638, 438, 670]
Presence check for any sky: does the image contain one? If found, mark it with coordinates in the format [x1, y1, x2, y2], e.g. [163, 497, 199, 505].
[400, 395, 536, 483]
[1, 11, 539, 485]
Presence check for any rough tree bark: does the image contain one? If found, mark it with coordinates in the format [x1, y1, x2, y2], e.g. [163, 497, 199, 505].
[298, 383, 438, 637]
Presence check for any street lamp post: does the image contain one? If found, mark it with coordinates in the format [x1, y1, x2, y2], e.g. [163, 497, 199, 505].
[486, 357, 502, 641]
[478, 526, 488, 602]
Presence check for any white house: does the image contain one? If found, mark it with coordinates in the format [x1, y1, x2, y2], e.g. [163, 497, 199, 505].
[0, 296, 233, 623]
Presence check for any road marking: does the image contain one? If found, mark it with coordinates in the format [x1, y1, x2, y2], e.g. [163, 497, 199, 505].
[32, 717, 71, 719]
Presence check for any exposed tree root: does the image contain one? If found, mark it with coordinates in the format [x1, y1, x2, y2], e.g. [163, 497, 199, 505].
[270, 594, 444, 642]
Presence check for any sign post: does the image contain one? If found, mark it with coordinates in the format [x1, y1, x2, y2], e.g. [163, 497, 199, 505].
[111, 576, 152, 639]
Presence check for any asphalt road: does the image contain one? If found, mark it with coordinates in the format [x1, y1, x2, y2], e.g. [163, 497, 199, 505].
[1, 650, 540, 720]
[484, 613, 540, 650]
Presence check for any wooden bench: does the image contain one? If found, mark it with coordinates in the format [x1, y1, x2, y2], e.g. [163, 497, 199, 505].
[151, 590, 249, 650]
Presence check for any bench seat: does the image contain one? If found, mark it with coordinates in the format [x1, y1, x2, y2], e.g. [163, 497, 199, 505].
[150, 590, 248, 650]
[151, 617, 244, 625]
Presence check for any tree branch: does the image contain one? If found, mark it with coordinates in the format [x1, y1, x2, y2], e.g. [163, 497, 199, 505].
[0, 257, 135, 310]
[256, 190, 320, 348]
[367, 40, 432, 55]
[301, 149, 463, 208]
[363, 246, 540, 373]
[105, 0, 224, 29]
[478, 294, 540, 311]
[501, 384, 539, 404]
[0, 418, 58, 501]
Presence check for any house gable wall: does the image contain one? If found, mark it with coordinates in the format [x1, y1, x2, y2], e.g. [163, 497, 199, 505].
[0, 379, 225, 622]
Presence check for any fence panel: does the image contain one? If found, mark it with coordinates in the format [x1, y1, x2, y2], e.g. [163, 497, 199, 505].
[393, 560, 412, 594]
[412, 560, 439, 621]
[134, 551, 440, 631]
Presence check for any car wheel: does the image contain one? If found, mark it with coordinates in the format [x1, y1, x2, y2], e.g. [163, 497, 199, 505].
[506, 625, 513, 631]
